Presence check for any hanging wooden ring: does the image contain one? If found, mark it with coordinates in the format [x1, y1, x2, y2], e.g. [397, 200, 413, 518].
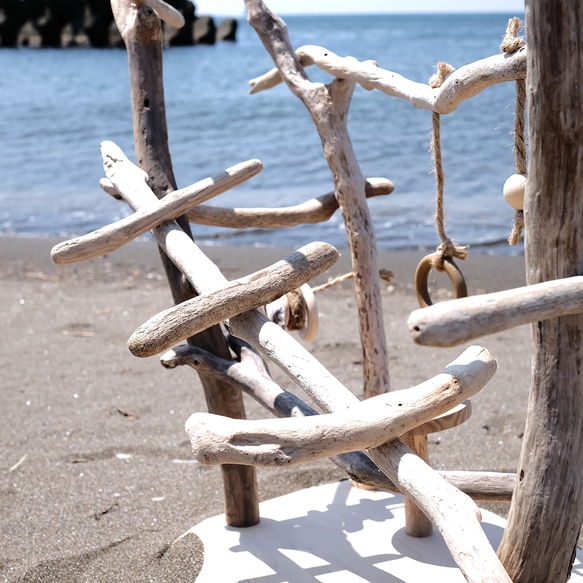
[414, 252, 468, 308]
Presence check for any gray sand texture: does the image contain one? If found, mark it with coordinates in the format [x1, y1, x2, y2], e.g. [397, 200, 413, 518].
[1, 237, 531, 581]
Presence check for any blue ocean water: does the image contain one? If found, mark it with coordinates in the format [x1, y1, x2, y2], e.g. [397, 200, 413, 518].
[0, 13, 525, 253]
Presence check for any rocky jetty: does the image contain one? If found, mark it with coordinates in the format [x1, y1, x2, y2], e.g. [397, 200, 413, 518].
[0, 0, 237, 47]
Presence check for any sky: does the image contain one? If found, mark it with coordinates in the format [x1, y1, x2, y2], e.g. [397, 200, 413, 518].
[195, 1, 525, 17]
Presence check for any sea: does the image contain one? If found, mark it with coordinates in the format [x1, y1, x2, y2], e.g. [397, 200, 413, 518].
[0, 12, 526, 254]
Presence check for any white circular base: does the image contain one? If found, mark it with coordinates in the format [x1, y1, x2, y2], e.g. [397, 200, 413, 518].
[187, 480, 583, 582]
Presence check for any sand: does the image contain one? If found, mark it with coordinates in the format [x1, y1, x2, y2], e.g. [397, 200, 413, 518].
[0, 235, 532, 582]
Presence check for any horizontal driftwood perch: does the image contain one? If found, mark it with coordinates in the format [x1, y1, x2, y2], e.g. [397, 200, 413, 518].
[249, 44, 527, 114]
[186, 177, 393, 228]
[408, 276, 583, 346]
[51, 158, 262, 265]
[185, 345, 496, 466]
[163, 343, 513, 501]
[129, 241, 338, 357]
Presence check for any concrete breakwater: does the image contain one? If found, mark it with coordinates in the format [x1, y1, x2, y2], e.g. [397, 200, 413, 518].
[0, 0, 237, 47]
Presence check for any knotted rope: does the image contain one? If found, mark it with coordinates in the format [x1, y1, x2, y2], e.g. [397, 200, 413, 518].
[429, 62, 468, 271]
[501, 17, 527, 246]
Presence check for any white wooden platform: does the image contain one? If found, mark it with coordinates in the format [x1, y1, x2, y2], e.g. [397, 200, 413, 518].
[188, 480, 583, 582]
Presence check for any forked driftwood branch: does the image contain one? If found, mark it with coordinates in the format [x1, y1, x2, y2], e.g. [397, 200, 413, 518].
[185, 346, 495, 466]
[249, 44, 527, 114]
[408, 276, 583, 347]
[245, 0, 389, 398]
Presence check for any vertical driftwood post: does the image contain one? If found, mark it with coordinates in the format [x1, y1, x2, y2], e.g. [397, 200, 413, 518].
[113, 1, 259, 527]
[245, 0, 390, 398]
[497, 2, 583, 580]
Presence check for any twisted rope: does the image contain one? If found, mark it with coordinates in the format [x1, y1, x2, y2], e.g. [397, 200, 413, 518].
[429, 63, 468, 271]
[501, 17, 527, 246]
[312, 269, 394, 294]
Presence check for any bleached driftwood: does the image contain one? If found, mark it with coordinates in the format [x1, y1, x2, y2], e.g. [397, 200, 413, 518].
[187, 343, 512, 581]
[163, 343, 514, 502]
[51, 159, 262, 265]
[496, 3, 583, 581]
[408, 276, 583, 347]
[185, 177, 394, 228]
[185, 347, 494, 466]
[128, 241, 338, 358]
[368, 440, 513, 583]
[250, 44, 527, 115]
[246, 0, 389, 398]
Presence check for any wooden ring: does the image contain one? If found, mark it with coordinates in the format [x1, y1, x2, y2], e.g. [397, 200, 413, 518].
[414, 252, 468, 308]
[298, 284, 319, 342]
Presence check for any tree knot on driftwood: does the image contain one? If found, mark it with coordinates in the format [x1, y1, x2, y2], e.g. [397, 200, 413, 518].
[500, 17, 525, 54]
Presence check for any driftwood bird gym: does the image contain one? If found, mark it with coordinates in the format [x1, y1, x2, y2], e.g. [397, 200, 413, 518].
[51, 1, 583, 581]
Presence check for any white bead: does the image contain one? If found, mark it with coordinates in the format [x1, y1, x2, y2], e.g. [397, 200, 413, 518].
[503, 174, 527, 210]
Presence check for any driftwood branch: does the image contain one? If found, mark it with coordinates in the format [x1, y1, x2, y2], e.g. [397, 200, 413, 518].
[51, 159, 262, 264]
[497, 3, 583, 581]
[129, 241, 338, 358]
[110, 0, 260, 527]
[368, 441, 513, 583]
[408, 276, 583, 347]
[186, 177, 394, 229]
[185, 346, 495, 466]
[164, 344, 514, 502]
[250, 44, 527, 115]
[246, 0, 390, 398]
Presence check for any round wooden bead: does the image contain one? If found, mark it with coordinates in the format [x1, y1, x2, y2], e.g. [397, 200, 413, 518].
[503, 173, 527, 210]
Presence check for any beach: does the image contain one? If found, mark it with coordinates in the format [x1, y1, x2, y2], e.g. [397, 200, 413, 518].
[0, 236, 532, 581]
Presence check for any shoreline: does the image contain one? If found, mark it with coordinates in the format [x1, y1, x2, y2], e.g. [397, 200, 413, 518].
[1, 235, 531, 581]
